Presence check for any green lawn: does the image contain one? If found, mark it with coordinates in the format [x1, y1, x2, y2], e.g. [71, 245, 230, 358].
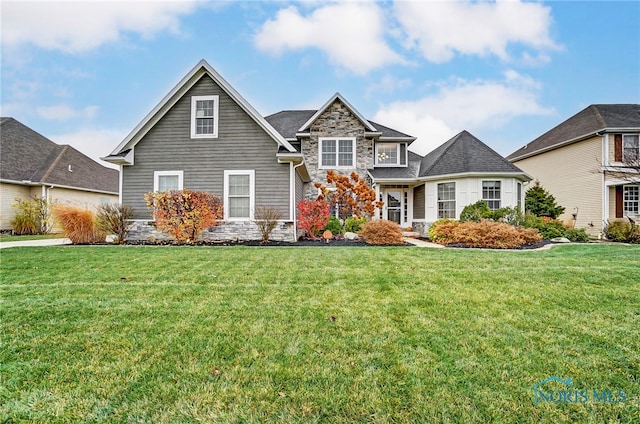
[1, 244, 638, 423]
[0, 233, 65, 242]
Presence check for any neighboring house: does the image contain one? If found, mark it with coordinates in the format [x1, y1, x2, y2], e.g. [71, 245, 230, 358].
[507, 104, 640, 236]
[103, 60, 530, 241]
[0, 117, 119, 231]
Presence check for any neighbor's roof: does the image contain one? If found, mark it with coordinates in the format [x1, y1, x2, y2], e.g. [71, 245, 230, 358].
[419, 130, 527, 178]
[507, 104, 640, 161]
[0, 117, 118, 193]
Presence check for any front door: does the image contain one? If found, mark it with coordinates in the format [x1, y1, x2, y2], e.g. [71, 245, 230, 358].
[386, 190, 402, 224]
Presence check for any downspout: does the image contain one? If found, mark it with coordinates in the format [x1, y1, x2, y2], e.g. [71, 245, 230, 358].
[601, 133, 608, 236]
[292, 161, 305, 241]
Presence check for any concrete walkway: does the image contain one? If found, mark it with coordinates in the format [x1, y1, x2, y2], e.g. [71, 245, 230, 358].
[0, 238, 72, 249]
[403, 237, 445, 248]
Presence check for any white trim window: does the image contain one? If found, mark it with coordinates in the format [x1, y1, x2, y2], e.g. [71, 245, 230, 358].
[623, 134, 639, 162]
[153, 171, 183, 192]
[624, 185, 639, 216]
[191, 95, 219, 138]
[482, 180, 501, 210]
[375, 143, 407, 166]
[319, 137, 355, 169]
[224, 170, 255, 220]
[437, 182, 456, 219]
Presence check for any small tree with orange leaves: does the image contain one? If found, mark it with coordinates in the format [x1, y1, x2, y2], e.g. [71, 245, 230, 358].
[315, 170, 383, 219]
[145, 189, 222, 244]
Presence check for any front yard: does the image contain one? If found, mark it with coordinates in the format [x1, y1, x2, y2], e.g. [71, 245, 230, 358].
[1, 245, 638, 423]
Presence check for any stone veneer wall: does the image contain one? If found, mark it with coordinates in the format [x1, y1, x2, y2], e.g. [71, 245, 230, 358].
[126, 220, 296, 242]
[301, 99, 374, 199]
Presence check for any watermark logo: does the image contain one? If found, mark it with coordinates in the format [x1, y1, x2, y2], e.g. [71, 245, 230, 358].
[533, 376, 627, 405]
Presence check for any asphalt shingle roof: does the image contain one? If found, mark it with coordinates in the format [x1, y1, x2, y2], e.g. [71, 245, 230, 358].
[264, 110, 413, 140]
[1, 117, 119, 193]
[507, 104, 640, 160]
[419, 131, 524, 177]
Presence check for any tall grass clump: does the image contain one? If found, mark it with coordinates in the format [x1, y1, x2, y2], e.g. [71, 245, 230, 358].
[52, 205, 105, 244]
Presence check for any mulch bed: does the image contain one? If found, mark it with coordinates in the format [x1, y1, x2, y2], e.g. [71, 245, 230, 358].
[441, 240, 553, 250]
[124, 238, 412, 247]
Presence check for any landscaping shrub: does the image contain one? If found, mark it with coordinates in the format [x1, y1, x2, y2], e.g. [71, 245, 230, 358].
[492, 206, 525, 226]
[324, 216, 343, 235]
[428, 219, 459, 242]
[145, 189, 222, 244]
[525, 181, 565, 218]
[460, 200, 492, 222]
[563, 228, 591, 243]
[11, 197, 51, 235]
[603, 220, 640, 243]
[254, 206, 282, 243]
[359, 219, 405, 245]
[297, 199, 330, 240]
[52, 205, 105, 244]
[429, 220, 542, 249]
[96, 203, 134, 244]
[344, 216, 367, 233]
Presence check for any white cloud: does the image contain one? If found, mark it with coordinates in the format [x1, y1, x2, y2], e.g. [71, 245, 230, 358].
[365, 74, 412, 99]
[395, 0, 559, 63]
[52, 128, 128, 170]
[1, 1, 199, 53]
[373, 71, 553, 155]
[254, 3, 404, 74]
[37, 105, 99, 121]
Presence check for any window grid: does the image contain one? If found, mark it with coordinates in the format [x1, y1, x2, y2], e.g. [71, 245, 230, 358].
[158, 175, 180, 192]
[438, 182, 456, 219]
[320, 138, 354, 168]
[623, 135, 640, 162]
[624, 185, 639, 215]
[482, 181, 501, 210]
[228, 174, 251, 218]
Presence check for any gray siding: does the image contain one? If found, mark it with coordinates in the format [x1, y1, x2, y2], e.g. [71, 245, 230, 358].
[295, 171, 304, 208]
[122, 75, 290, 219]
[413, 184, 425, 219]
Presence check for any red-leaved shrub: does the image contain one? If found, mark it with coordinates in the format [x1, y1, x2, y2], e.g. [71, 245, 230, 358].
[359, 219, 405, 245]
[145, 189, 222, 244]
[429, 220, 542, 249]
[52, 205, 105, 244]
[297, 199, 330, 239]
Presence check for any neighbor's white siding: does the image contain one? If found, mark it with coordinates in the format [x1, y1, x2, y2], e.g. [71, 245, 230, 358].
[513, 136, 602, 235]
[0, 183, 31, 230]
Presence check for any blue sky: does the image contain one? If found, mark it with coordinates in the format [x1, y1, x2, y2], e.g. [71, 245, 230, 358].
[2, 1, 639, 169]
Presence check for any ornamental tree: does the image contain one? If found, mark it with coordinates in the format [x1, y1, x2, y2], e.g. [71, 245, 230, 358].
[145, 189, 222, 244]
[525, 181, 565, 219]
[315, 170, 383, 219]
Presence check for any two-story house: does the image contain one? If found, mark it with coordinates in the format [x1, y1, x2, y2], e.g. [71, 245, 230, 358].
[103, 60, 530, 241]
[508, 104, 640, 236]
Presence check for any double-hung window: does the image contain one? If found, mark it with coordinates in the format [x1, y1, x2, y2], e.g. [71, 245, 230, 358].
[482, 180, 501, 210]
[437, 182, 456, 219]
[319, 138, 355, 168]
[623, 135, 640, 162]
[624, 185, 639, 216]
[224, 170, 255, 220]
[191, 95, 219, 138]
[375, 143, 407, 166]
[154, 171, 183, 192]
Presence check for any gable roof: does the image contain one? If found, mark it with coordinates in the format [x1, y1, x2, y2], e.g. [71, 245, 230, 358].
[297, 93, 379, 133]
[507, 104, 640, 161]
[264, 111, 414, 141]
[1, 117, 118, 193]
[420, 130, 526, 177]
[104, 59, 297, 159]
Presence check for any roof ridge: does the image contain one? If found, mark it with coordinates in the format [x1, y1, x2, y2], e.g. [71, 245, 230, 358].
[421, 132, 462, 174]
[39, 145, 69, 183]
[588, 105, 608, 129]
